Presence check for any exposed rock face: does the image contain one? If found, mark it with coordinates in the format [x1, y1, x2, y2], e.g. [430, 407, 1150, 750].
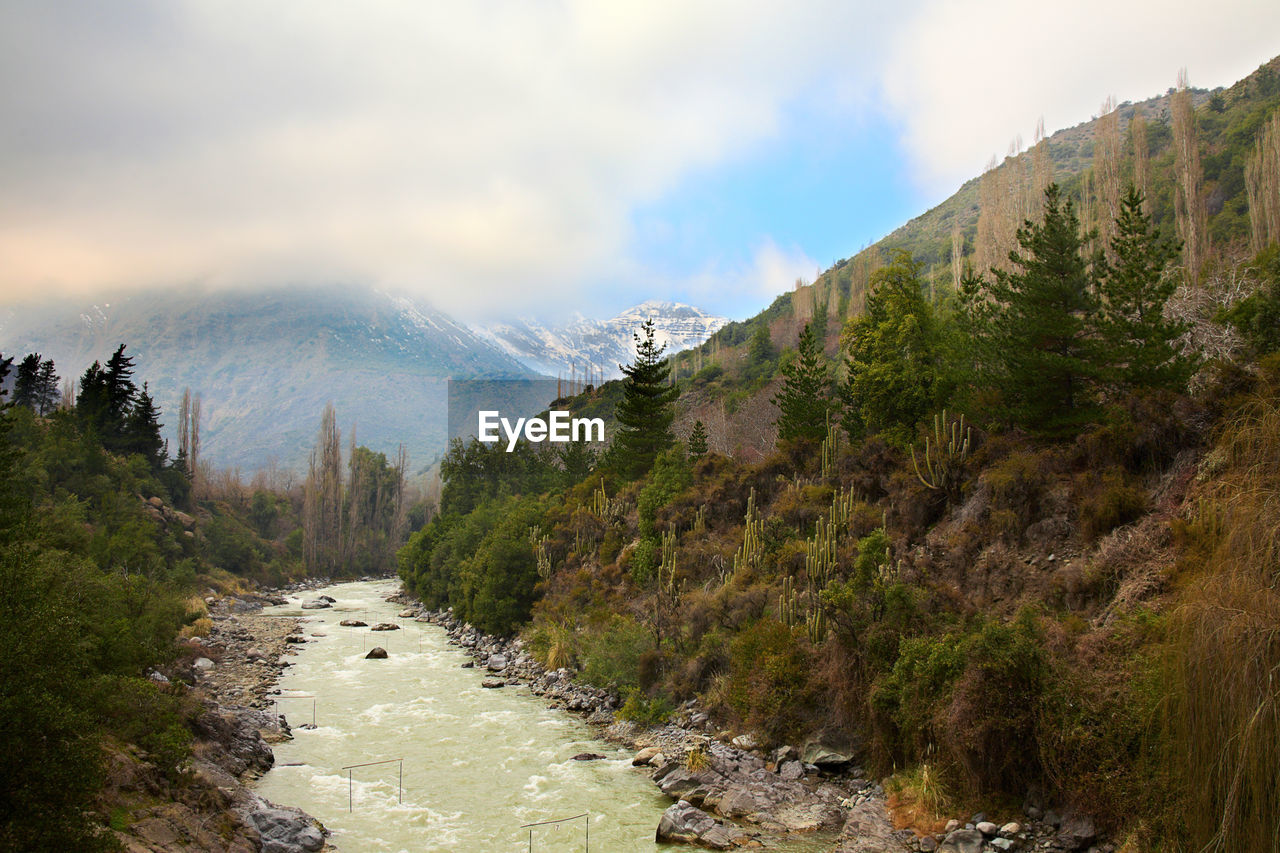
[832, 799, 912, 853]
[656, 801, 756, 850]
[249, 805, 326, 853]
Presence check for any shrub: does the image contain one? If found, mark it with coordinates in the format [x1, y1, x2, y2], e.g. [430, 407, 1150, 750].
[579, 617, 652, 693]
[726, 619, 817, 746]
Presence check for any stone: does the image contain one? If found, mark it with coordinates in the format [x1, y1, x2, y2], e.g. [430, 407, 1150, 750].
[990, 839, 1016, 851]
[249, 806, 325, 853]
[365, 647, 388, 659]
[339, 619, 367, 627]
[1000, 822, 1021, 837]
[398, 608, 418, 618]
[571, 753, 606, 761]
[318, 595, 336, 603]
[633, 746, 662, 766]
[481, 678, 504, 688]
[938, 828, 984, 853]
[944, 820, 961, 833]
[833, 800, 911, 853]
[1057, 814, 1097, 849]
[779, 760, 804, 781]
[731, 733, 758, 750]
[300, 600, 330, 610]
[801, 740, 852, 767]
[486, 653, 508, 671]
[976, 821, 1000, 836]
[655, 801, 749, 850]
[370, 622, 400, 631]
[193, 657, 215, 670]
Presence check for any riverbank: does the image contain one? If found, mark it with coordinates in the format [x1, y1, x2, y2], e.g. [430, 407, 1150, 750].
[394, 590, 903, 852]
[395, 589, 1114, 853]
[109, 587, 332, 853]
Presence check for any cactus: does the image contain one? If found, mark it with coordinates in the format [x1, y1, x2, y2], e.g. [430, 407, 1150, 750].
[820, 413, 839, 479]
[733, 487, 765, 578]
[591, 478, 609, 516]
[912, 410, 971, 502]
[691, 504, 707, 536]
[529, 527, 552, 580]
[830, 486, 854, 530]
[658, 528, 679, 598]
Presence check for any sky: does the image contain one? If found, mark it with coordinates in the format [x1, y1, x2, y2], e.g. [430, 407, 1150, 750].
[1, 1, 1278, 324]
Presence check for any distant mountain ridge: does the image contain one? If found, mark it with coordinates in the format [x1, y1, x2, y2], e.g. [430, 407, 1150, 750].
[0, 285, 537, 474]
[473, 299, 729, 381]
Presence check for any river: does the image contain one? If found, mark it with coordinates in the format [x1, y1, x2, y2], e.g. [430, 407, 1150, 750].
[254, 579, 832, 852]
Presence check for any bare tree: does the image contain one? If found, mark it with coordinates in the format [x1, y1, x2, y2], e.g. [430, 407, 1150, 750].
[1245, 110, 1280, 253]
[1130, 112, 1151, 206]
[1095, 96, 1123, 252]
[1172, 69, 1208, 283]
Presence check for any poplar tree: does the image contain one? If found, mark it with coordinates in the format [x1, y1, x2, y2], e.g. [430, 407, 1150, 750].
[984, 183, 1102, 433]
[774, 322, 831, 443]
[613, 320, 678, 479]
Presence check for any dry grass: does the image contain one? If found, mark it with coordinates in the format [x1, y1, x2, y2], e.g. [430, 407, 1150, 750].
[1169, 386, 1280, 852]
[885, 764, 952, 836]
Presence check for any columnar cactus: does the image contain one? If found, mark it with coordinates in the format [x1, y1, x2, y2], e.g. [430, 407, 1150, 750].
[912, 409, 971, 502]
[733, 487, 765, 578]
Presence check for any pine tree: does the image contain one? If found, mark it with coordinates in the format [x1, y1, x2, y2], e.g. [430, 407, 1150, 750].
[1098, 187, 1194, 394]
[688, 420, 709, 458]
[613, 319, 678, 478]
[12, 354, 40, 411]
[125, 383, 165, 464]
[103, 344, 137, 435]
[773, 322, 831, 444]
[76, 361, 109, 435]
[983, 183, 1102, 433]
[841, 251, 942, 444]
[35, 359, 58, 415]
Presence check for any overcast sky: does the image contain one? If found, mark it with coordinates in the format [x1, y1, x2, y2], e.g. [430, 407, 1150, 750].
[2, 1, 1278, 322]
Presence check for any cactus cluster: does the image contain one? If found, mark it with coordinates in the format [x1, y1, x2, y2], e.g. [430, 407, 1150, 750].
[529, 527, 552, 580]
[691, 504, 707, 536]
[778, 572, 828, 644]
[912, 410, 971, 502]
[591, 477, 631, 523]
[830, 486, 854, 530]
[658, 528, 679, 598]
[733, 487, 765, 578]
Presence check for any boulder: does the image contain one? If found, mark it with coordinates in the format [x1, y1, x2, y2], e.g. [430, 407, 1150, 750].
[833, 800, 911, 853]
[801, 740, 852, 767]
[976, 821, 1000, 836]
[339, 620, 367, 627]
[398, 608, 418, 618]
[571, 753, 606, 761]
[939, 829, 984, 853]
[778, 760, 804, 781]
[730, 733, 758, 750]
[633, 746, 663, 766]
[300, 600, 330, 610]
[655, 801, 750, 850]
[318, 595, 336, 603]
[248, 806, 325, 853]
[481, 678, 505, 689]
[486, 653, 508, 671]
[1057, 814, 1097, 849]
[365, 647, 388, 659]
[193, 657, 215, 670]
[370, 622, 400, 631]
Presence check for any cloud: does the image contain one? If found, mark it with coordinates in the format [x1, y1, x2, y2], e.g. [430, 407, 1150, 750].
[0, 0, 879, 318]
[880, 0, 1280, 195]
[1, 0, 1276, 321]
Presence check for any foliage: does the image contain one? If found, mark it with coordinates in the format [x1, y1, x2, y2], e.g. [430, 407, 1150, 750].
[842, 251, 944, 444]
[1097, 187, 1195, 395]
[612, 319, 679, 479]
[773, 322, 832, 443]
[1223, 244, 1280, 355]
[977, 184, 1104, 433]
[688, 420, 708, 458]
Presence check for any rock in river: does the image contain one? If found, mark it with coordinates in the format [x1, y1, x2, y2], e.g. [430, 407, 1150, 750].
[365, 647, 388, 659]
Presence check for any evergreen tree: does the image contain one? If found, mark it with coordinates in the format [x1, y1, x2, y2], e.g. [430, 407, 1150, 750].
[12, 354, 40, 411]
[841, 250, 942, 444]
[36, 359, 59, 415]
[773, 322, 831, 444]
[1098, 187, 1194, 394]
[613, 319, 679, 479]
[76, 361, 109, 436]
[983, 184, 1102, 433]
[688, 420, 709, 458]
[103, 344, 138, 437]
[126, 383, 165, 464]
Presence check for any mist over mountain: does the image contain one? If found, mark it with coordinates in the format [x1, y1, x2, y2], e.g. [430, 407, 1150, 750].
[473, 300, 728, 381]
[0, 285, 537, 474]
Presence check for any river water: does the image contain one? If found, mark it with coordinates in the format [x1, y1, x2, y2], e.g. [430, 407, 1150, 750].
[254, 579, 832, 852]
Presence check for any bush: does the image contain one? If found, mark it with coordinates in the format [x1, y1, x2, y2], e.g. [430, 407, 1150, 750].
[617, 689, 675, 725]
[579, 617, 652, 693]
[726, 619, 817, 746]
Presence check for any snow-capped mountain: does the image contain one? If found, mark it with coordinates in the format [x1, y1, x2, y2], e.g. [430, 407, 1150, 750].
[0, 285, 536, 473]
[473, 300, 728, 381]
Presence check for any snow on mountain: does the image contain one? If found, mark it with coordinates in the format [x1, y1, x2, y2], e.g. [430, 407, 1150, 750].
[473, 300, 729, 381]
